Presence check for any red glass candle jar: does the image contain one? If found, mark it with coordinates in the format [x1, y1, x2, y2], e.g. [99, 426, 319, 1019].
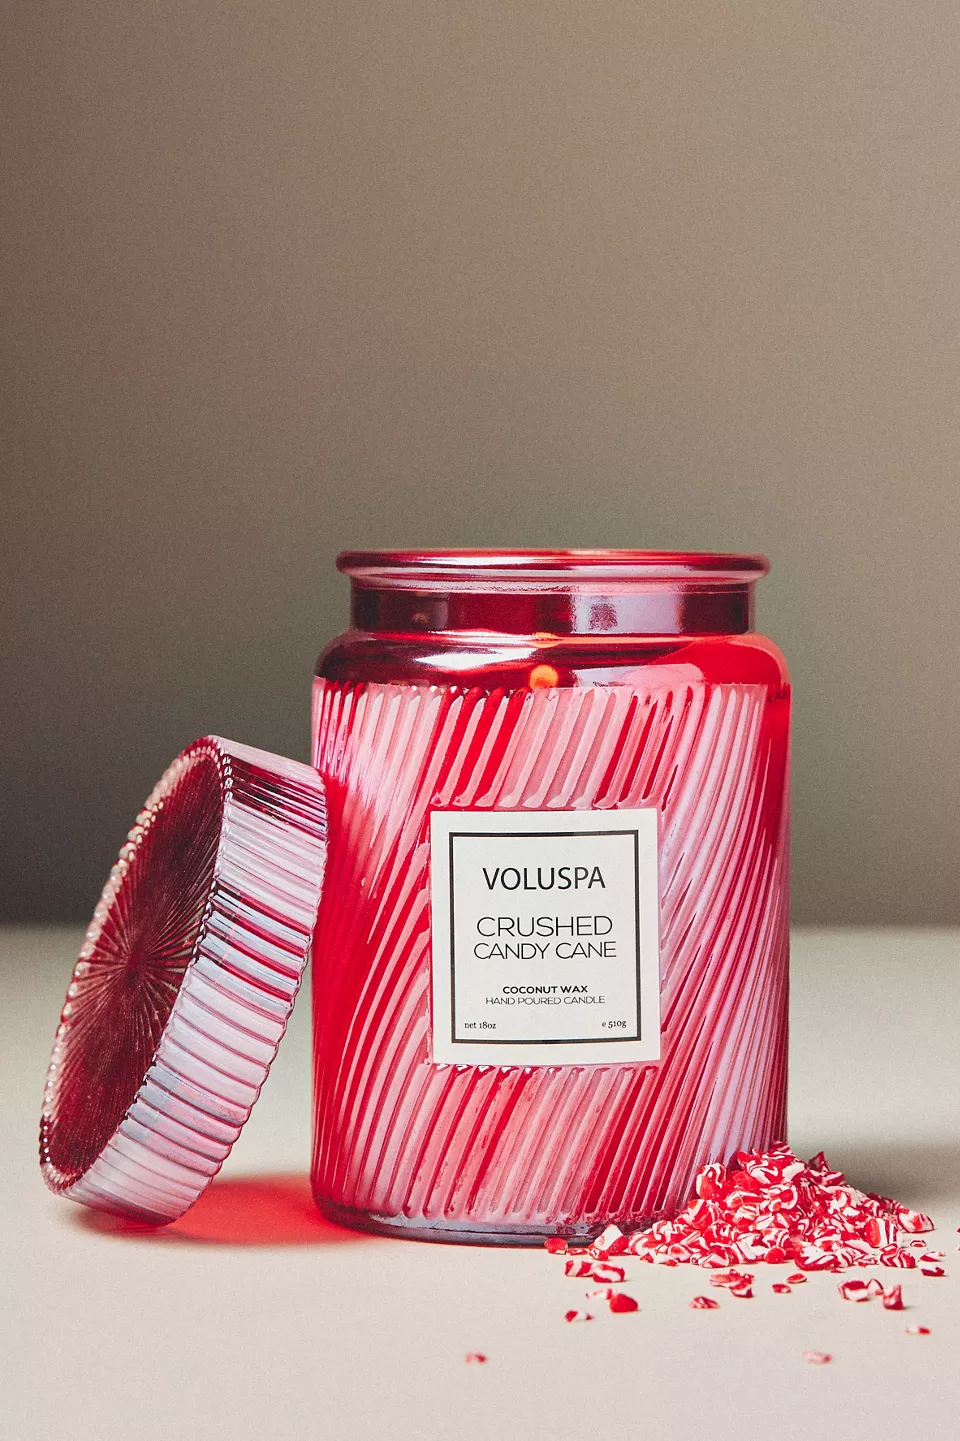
[310, 551, 790, 1244]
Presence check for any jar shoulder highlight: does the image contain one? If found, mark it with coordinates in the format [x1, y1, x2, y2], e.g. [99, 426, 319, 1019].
[316, 630, 789, 694]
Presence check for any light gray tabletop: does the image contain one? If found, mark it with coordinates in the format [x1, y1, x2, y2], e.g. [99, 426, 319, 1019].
[3, 926, 959, 1441]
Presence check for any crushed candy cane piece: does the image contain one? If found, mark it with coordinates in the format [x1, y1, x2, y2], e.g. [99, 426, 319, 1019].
[608, 1292, 639, 1313]
[464, 1353, 487, 1364]
[905, 1325, 930, 1335]
[865, 1278, 885, 1297]
[921, 1251, 944, 1262]
[590, 1263, 626, 1285]
[689, 1296, 720, 1309]
[590, 1223, 628, 1257]
[786, 1273, 807, 1284]
[772, 1283, 792, 1294]
[585, 1286, 615, 1301]
[737, 1148, 805, 1186]
[794, 1246, 840, 1272]
[864, 1218, 899, 1247]
[898, 1209, 934, 1234]
[544, 1237, 568, 1255]
[802, 1351, 832, 1365]
[564, 1310, 593, 1323]
[728, 1282, 754, 1298]
[564, 1258, 595, 1279]
[696, 1162, 727, 1200]
[708, 1270, 754, 1288]
[921, 1266, 945, 1277]
[879, 1246, 917, 1268]
[881, 1284, 905, 1310]
[838, 1279, 872, 1302]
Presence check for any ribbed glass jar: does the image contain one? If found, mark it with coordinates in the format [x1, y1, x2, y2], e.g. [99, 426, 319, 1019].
[310, 550, 790, 1244]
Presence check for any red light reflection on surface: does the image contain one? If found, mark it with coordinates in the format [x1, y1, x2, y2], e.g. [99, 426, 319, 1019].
[73, 1174, 370, 1247]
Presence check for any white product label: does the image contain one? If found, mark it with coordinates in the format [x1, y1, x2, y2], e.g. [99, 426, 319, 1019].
[429, 809, 660, 1066]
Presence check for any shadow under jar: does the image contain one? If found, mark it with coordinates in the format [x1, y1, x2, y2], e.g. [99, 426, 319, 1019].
[310, 550, 790, 1245]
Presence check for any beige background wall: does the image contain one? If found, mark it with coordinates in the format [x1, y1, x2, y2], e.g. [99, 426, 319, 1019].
[4, 1, 958, 922]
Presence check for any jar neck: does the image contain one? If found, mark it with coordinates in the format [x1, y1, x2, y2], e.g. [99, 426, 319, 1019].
[350, 584, 755, 636]
[339, 552, 768, 638]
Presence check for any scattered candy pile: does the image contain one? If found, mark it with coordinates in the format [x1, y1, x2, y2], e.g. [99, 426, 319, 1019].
[548, 1145, 945, 1359]
[552, 1146, 934, 1270]
[582, 1145, 934, 1271]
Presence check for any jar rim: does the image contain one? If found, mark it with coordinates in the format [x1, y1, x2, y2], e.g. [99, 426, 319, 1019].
[337, 549, 770, 583]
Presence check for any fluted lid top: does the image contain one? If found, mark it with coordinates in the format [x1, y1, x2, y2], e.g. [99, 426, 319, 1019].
[39, 736, 327, 1225]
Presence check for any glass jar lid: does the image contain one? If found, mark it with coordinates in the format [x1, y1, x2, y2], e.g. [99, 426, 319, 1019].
[39, 737, 327, 1224]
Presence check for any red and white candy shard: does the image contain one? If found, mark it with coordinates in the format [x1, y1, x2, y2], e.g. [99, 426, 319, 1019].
[794, 1246, 840, 1272]
[921, 1266, 945, 1277]
[729, 1283, 754, 1298]
[585, 1287, 616, 1301]
[709, 1270, 754, 1289]
[608, 1293, 639, 1314]
[545, 1237, 568, 1255]
[564, 1258, 595, 1278]
[564, 1310, 593, 1323]
[838, 1279, 873, 1302]
[905, 1325, 930, 1335]
[736, 1148, 805, 1187]
[589, 1223, 629, 1258]
[921, 1251, 944, 1262]
[881, 1284, 905, 1310]
[772, 1283, 792, 1294]
[590, 1263, 626, 1285]
[879, 1246, 916, 1268]
[464, 1353, 487, 1364]
[898, 1209, 934, 1234]
[802, 1351, 832, 1365]
[865, 1219, 899, 1247]
[689, 1296, 720, 1309]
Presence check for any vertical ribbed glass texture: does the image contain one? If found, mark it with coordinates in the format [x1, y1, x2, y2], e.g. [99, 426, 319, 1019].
[311, 594, 790, 1242]
[40, 737, 327, 1223]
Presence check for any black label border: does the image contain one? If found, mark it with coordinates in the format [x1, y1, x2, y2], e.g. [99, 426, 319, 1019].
[447, 829, 643, 1047]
